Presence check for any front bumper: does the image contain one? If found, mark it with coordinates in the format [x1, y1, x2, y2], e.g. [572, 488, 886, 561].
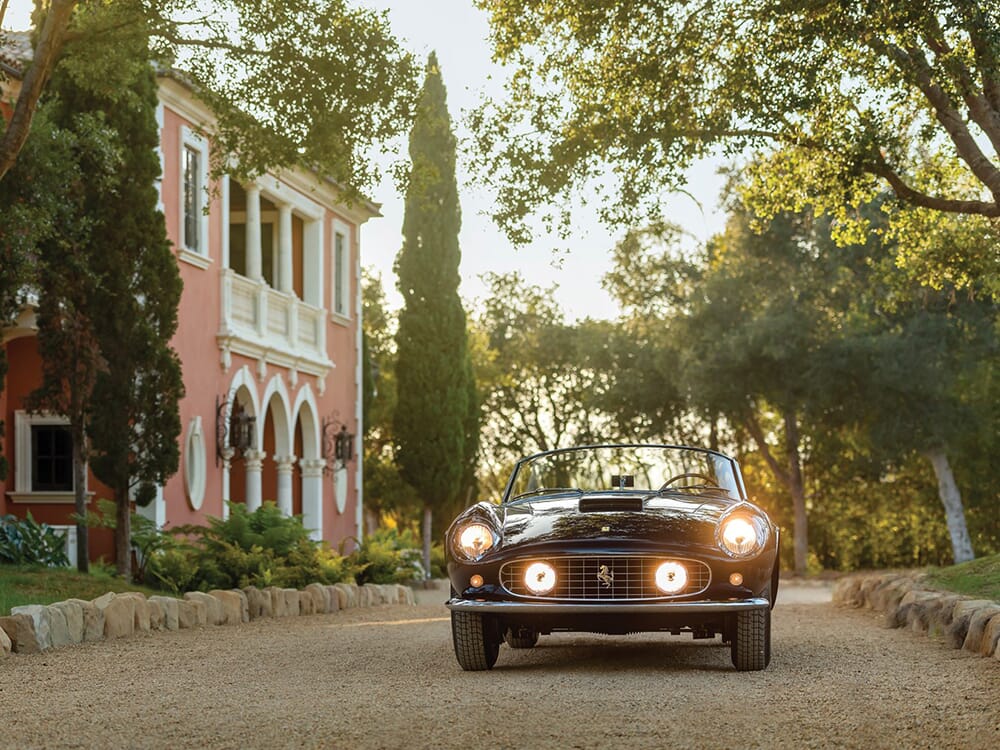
[446, 597, 769, 615]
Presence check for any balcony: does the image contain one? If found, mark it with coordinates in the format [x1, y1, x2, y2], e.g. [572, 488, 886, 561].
[218, 269, 331, 385]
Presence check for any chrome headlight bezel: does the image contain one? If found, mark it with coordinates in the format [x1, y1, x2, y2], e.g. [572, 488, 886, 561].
[715, 507, 769, 559]
[452, 521, 498, 561]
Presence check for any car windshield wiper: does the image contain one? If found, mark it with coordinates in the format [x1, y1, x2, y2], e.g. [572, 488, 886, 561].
[508, 487, 583, 504]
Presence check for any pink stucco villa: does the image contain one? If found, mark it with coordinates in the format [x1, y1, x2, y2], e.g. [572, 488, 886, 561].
[1, 39, 373, 563]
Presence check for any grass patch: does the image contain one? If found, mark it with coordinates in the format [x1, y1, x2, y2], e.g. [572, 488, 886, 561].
[923, 553, 1000, 601]
[0, 564, 164, 616]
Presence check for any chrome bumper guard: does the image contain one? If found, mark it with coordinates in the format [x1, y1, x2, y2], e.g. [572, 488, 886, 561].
[446, 597, 769, 615]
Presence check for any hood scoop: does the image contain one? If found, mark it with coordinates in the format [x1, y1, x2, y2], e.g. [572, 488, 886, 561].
[579, 496, 644, 513]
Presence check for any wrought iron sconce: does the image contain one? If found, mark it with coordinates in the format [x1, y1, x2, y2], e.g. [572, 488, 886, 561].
[216, 395, 257, 466]
[322, 414, 355, 473]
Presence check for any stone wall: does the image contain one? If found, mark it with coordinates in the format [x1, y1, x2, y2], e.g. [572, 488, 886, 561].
[833, 572, 1000, 661]
[0, 582, 415, 658]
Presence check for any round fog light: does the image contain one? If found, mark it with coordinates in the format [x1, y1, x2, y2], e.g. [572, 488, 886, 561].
[655, 561, 688, 594]
[524, 562, 557, 595]
[470, 575, 484, 588]
[729, 572, 743, 586]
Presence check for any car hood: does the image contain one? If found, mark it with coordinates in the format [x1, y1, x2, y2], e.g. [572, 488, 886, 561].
[497, 493, 734, 551]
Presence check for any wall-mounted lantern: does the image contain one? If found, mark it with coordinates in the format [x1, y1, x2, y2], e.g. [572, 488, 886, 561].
[322, 414, 355, 473]
[216, 395, 256, 466]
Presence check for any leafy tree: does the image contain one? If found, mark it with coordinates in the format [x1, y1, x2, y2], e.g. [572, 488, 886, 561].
[361, 270, 420, 534]
[22, 113, 108, 572]
[827, 280, 997, 563]
[618, 213, 826, 573]
[78, 32, 184, 582]
[0, 105, 81, 481]
[606, 190, 997, 569]
[474, 272, 631, 495]
[13, 48, 153, 572]
[394, 54, 477, 576]
[475, 0, 1000, 286]
[2, 0, 417, 188]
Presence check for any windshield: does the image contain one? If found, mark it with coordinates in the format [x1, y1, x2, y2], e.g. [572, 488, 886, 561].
[505, 445, 743, 502]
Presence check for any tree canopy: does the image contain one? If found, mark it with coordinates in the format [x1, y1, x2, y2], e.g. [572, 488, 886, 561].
[1, 0, 418, 191]
[603, 184, 997, 569]
[475, 0, 1000, 288]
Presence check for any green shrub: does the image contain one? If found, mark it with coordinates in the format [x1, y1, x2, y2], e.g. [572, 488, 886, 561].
[79, 499, 176, 585]
[348, 527, 425, 584]
[147, 502, 357, 592]
[0, 513, 70, 567]
[147, 546, 199, 594]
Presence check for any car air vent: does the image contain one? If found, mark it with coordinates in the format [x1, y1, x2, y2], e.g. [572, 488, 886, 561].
[578, 496, 644, 513]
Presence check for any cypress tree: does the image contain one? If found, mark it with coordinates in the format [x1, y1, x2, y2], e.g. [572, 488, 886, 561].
[20, 41, 137, 573]
[78, 28, 184, 581]
[394, 53, 477, 575]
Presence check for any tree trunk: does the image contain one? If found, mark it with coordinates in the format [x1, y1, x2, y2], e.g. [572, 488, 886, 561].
[743, 408, 809, 576]
[422, 504, 432, 581]
[923, 447, 975, 564]
[115, 483, 131, 581]
[783, 412, 809, 577]
[72, 435, 89, 573]
[364, 506, 379, 537]
[0, 0, 77, 182]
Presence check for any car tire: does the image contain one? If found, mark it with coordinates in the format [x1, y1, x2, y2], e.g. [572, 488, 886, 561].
[451, 610, 500, 670]
[730, 586, 771, 671]
[504, 627, 539, 649]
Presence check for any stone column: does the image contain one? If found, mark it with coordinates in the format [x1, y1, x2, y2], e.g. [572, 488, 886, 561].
[245, 183, 262, 281]
[220, 448, 234, 520]
[243, 449, 266, 513]
[275, 454, 297, 516]
[299, 458, 326, 542]
[278, 203, 293, 294]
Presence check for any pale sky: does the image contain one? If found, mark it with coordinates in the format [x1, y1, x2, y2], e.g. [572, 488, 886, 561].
[3, 0, 728, 320]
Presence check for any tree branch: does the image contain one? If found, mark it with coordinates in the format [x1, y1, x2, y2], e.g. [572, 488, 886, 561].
[877, 40, 1000, 203]
[918, 22, 1000, 166]
[951, 0, 1000, 112]
[873, 151, 1000, 216]
[0, 0, 77, 182]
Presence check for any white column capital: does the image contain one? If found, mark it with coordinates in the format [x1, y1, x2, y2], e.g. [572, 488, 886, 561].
[299, 458, 326, 478]
[243, 449, 267, 471]
[274, 454, 297, 473]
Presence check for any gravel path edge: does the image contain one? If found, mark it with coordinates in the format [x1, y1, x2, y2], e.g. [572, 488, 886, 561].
[833, 572, 1000, 661]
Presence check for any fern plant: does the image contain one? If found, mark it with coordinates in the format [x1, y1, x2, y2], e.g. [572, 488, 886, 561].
[0, 513, 70, 567]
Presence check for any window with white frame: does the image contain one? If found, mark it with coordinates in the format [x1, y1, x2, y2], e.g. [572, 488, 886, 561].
[31, 424, 73, 491]
[10, 411, 86, 502]
[180, 126, 210, 261]
[332, 221, 350, 318]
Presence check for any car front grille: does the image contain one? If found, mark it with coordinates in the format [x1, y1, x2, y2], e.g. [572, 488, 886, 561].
[499, 556, 711, 601]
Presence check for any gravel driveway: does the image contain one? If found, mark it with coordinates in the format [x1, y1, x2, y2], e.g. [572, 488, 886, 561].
[1, 582, 997, 749]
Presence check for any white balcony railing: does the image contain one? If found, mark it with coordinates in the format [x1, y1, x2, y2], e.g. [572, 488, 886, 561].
[219, 269, 330, 377]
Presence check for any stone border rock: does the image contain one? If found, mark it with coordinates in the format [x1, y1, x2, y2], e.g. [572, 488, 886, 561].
[833, 572, 1000, 662]
[0, 582, 416, 658]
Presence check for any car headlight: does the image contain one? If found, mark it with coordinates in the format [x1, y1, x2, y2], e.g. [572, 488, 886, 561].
[655, 561, 688, 594]
[524, 561, 557, 595]
[455, 523, 496, 560]
[717, 513, 767, 558]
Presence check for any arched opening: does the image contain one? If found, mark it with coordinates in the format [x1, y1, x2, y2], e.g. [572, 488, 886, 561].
[227, 384, 257, 508]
